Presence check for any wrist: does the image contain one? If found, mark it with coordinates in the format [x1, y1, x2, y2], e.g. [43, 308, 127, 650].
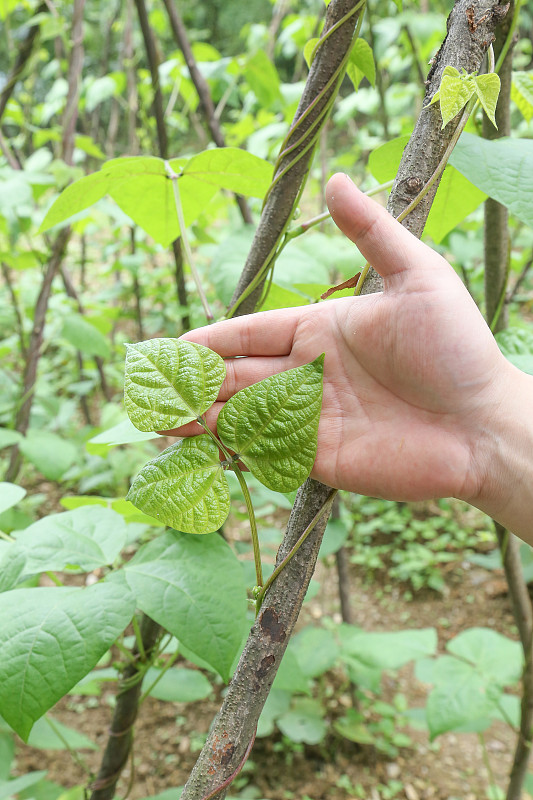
[462, 361, 533, 545]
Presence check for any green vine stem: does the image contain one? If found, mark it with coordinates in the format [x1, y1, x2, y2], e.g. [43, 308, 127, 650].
[494, 0, 522, 73]
[196, 417, 264, 589]
[254, 487, 337, 611]
[165, 161, 214, 322]
[232, 465, 264, 590]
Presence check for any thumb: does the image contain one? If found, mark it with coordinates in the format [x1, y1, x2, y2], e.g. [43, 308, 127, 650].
[326, 173, 436, 281]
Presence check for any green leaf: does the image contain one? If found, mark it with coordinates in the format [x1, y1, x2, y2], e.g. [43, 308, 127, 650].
[450, 132, 533, 229]
[447, 627, 522, 686]
[61, 314, 111, 359]
[122, 530, 247, 680]
[430, 66, 475, 128]
[318, 517, 349, 558]
[12, 506, 128, 573]
[0, 582, 135, 740]
[217, 356, 324, 492]
[426, 672, 496, 739]
[272, 646, 310, 695]
[473, 72, 500, 128]
[0, 482, 26, 515]
[346, 39, 376, 90]
[291, 627, 339, 678]
[124, 338, 225, 433]
[303, 38, 320, 69]
[340, 626, 437, 671]
[0, 773, 48, 800]
[19, 431, 78, 481]
[142, 667, 212, 703]
[334, 709, 375, 744]
[87, 419, 161, 454]
[126, 438, 230, 534]
[511, 71, 533, 121]
[244, 50, 281, 107]
[40, 150, 272, 247]
[0, 547, 26, 593]
[0, 429, 23, 450]
[276, 699, 326, 745]
[369, 135, 486, 243]
[85, 76, 119, 113]
[496, 326, 533, 375]
[257, 689, 291, 738]
[27, 716, 98, 750]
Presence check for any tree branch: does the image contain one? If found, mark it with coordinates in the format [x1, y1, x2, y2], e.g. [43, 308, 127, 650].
[0, 3, 47, 124]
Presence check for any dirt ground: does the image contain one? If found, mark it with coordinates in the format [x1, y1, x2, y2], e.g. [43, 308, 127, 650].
[13, 529, 524, 800]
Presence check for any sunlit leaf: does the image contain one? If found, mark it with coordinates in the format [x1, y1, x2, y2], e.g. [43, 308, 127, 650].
[473, 72, 500, 128]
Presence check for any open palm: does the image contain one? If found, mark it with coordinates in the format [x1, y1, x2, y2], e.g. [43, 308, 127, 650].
[170, 175, 510, 505]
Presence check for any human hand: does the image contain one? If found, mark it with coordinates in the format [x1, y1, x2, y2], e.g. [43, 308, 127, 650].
[166, 174, 527, 523]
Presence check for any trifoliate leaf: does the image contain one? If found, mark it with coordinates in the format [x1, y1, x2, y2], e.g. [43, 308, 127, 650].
[124, 338, 225, 432]
[126, 437, 230, 534]
[217, 355, 324, 492]
[437, 67, 475, 128]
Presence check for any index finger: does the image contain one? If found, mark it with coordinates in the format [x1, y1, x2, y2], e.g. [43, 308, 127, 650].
[180, 306, 303, 358]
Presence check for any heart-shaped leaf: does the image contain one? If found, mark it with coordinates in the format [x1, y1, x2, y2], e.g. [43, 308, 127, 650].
[0, 582, 135, 740]
[217, 355, 324, 492]
[126, 437, 230, 534]
[124, 338, 225, 432]
[122, 530, 247, 680]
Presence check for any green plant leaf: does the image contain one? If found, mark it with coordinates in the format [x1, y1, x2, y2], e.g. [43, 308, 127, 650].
[121, 531, 247, 680]
[0, 773, 48, 800]
[61, 314, 111, 359]
[291, 626, 339, 678]
[27, 716, 98, 750]
[40, 150, 272, 247]
[369, 135, 486, 243]
[446, 627, 522, 686]
[124, 338, 225, 433]
[87, 419, 161, 454]
[276, 699, 326, 745]
[244, 50, 281, 107]
[425, 672, 496, 739]
[303, 38, 319, 68]
[449, 132, 533, 229]
[511, 71, 533, 121]
[0, 582, 135, 740]
[431, 66, 475, 128]
[346, 38, 376, 90]
[0, 547, 26, 593]
[496, 326, 533, 375]
[19, 431, 78, 481]
[340, 626, 437, 671]
[12, 506, 128, 573]
[0, 482, 26, 515]
[142, 667, 212, 703]
[126, 438, 230, 534]
[0, 430, 23, 450]
[473, 72, 500, 128]
[217, 355, 324, 492]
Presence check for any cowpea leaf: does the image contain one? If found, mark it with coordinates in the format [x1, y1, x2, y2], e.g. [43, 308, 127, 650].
[0, 582, 135, 740]
[124, 338, 225, 432]
[126, 437, 230, 534]
[473, 72, 500, 128]
[39, 149, 272, 246]
[217, 355, 324, 492]
[122, 530, 247, 680]
[450, 132, 533, 228]
[12, 506, 128, 573]
[511, 71, 533, 121]
[430, 67, 475, 128]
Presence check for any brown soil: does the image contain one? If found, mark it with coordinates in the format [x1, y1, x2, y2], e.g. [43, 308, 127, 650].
[13, 538, 524, 800]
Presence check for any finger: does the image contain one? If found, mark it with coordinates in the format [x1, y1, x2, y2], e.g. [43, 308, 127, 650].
[326, 173, 438, 279]
[179, 306, 304, 358]
[220, 355, 290, 400]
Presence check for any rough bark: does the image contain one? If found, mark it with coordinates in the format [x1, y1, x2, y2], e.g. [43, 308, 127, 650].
[134, 0, 190, 331]
[483, 4, 513, 331]
[228, 0, 364, 316]
[162, 0, 253, 225]
[361, 0, 510, 295]
[89, 616, 163, 800]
